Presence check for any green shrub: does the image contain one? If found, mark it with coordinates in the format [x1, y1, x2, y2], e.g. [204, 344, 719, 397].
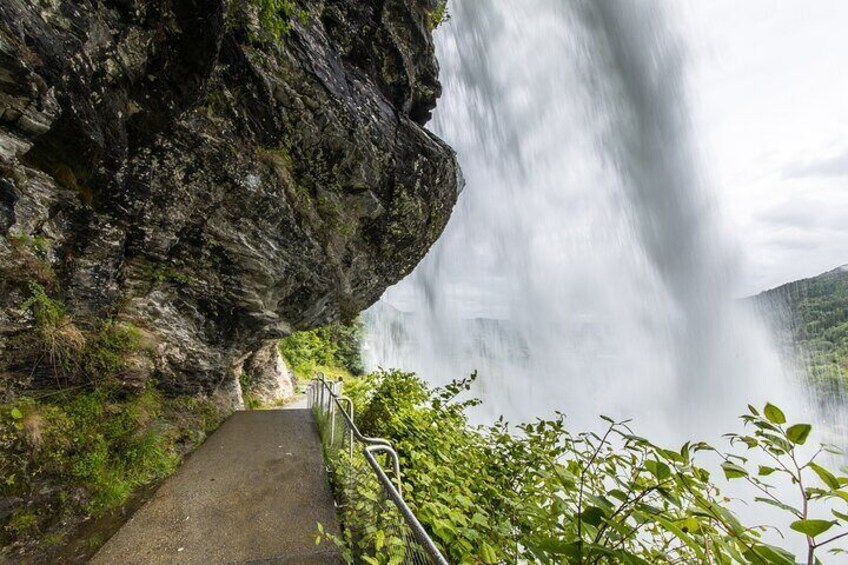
[322, 370, 848, 564]
[4, 231, 55, 288]
[22, 282, 64, 328]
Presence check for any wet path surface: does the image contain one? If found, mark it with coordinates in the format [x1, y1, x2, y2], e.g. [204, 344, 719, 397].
[92, 404, 343, 564]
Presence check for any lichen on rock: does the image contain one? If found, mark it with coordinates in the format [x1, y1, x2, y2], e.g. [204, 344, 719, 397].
[0, 0, 460, 403]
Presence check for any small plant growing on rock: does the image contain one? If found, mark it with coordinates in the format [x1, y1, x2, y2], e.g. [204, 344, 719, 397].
[428, 0, 451, 30]
[253, 0, 308, 42]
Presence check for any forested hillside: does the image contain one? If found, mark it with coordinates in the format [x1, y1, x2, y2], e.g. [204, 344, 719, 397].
[753, 265, 848, 385]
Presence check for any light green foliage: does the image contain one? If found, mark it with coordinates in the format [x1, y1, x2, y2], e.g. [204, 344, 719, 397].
[18, 283, 86, 380]
[22, 282, 65, 329]
[0, 389, 224, 549]
[313, 373, 414, 564]
[253, 0, 308, 42]
[279, 320, 365, 380]
[428, 1, 450, 30]
[323, 371, 848, 564]
[149, 266, 192, 285]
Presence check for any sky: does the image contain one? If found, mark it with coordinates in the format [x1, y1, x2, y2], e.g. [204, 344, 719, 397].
[680, 0, 848, 295]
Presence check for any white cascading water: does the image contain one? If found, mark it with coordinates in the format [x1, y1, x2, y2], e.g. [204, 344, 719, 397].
[364, 0, 803, 444]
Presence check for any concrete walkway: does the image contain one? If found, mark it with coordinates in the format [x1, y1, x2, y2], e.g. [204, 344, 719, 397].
[92, 401, 343, 564]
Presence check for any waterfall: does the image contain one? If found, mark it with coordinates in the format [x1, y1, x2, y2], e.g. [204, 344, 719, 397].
[363, 0, 801, 444]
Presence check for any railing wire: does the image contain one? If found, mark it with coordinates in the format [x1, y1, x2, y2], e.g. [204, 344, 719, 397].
[309, 375, 449, 565]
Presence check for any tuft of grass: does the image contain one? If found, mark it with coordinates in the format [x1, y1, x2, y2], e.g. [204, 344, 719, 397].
[9, 283, 148, 388]
[22, 282, 65, 328]
[6, 511, 39, 536]
[9, 231, 50, 257]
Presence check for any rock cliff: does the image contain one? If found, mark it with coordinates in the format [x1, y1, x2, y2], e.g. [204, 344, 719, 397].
[0, 0, 459, 402]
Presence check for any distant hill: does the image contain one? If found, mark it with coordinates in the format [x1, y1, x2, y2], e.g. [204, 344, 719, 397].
[751, 265, 848, 386]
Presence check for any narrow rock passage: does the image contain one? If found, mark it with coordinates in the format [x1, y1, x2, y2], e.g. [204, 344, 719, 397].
[92, 404, 343, 564]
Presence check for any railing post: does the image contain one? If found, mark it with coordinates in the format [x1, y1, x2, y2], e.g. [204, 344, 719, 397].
[329, 387, 336, 447]
[318, 375, 324, 416]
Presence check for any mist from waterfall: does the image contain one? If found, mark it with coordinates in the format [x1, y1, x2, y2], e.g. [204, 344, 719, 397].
[363, 0, 804, 444]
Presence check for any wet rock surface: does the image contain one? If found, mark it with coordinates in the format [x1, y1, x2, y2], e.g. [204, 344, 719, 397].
[238, 340, 297, 406]
[0, 0, 459, 399]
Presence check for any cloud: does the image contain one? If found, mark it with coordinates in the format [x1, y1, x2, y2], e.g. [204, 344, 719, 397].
[783, 149, 848, 179]
[755, 191, 848, 232]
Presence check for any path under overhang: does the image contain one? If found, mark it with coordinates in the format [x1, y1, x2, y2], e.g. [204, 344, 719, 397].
[91, 403, 343, 564]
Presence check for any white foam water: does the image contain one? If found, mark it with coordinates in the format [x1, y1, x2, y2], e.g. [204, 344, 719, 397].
[365, 0, 800, 442]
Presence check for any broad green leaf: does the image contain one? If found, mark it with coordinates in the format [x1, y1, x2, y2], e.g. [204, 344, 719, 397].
[479, 543, 498, 564]
[754, 496, 800, 516]
[740, 436, 759, 449]
[809, 462, 841, 490]
[654, 515, 705, 558]
[375, 530, 384, 551]
[680, 516, 700, 533]
[645, 459, 671, 480]
[745, 544, 796, 565]
[790, 519, 836, 538]
[10, 407, 22, 419]
[721, 461, 748, 480]
[758, 465, 777, 476]
[786, 423, 812, 445]
[764, 403, 786, 425]
[530, 538, 579, 557]
[580, 506, 605, 527]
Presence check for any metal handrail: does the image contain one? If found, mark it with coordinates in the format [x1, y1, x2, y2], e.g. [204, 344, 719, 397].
[311, 377, 402, 489]
[310, 374, 449, 565]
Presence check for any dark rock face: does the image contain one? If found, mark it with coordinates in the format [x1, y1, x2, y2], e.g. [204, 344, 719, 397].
[0, 0, 459, 398]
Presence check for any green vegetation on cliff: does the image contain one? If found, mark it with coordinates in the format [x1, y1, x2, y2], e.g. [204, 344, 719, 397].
[427, 0, 451, 30]
[252, 0, 309, 42]
[0, 388, 223, 559]
[0, 258, 225, 560]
